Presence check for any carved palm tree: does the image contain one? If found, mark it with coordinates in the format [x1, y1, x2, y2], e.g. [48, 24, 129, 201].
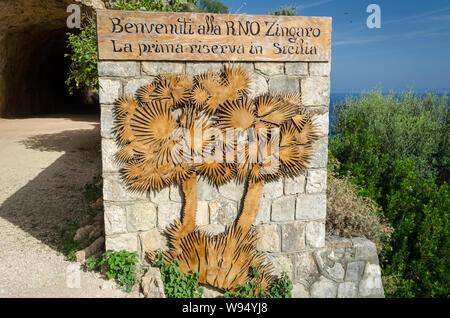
[112, 64, 318, 292]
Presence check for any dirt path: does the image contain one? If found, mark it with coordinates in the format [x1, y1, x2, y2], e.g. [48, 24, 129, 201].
[0, 114, 135, 298]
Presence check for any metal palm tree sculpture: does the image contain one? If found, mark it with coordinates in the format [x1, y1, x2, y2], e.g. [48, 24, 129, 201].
[113, 64, 319, 292]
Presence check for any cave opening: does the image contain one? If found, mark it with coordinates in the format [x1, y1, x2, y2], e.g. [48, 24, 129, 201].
[0, 26, 98, 118]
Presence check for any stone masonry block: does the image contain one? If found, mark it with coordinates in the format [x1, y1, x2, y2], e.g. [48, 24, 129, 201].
[296, 194, 326, 221]
[305, 221, 325, 248]
[101, 138, 120, 173]
[313, 112, 329, 137]
[104, 202, 127, 235]
[301, 76, 330, 106]
[185, 62, 222, 75]
[285, 62, 308, 76]
[209, 197, 237, 226]
[126, 202, 157, 232]
[309, 62, 331, 76]
[255, 223, 280, 252]
[98, 61, 140, 77]
[141, 62, 185, 75]
[306, 169, 327, 194]
[284, 175, 306, 195]
[158, 202, 181, 229]
[197, 177, 220, 201]
[247, 72, 268, 99]
[271, 196, 296, 222]
[255, 197, 271, 225]
[103, 174, 147, 202]
[218, 180, 244, 202]
[309, 137, 328, 168]
[99, 78, 121, 104]
[139, 228, 169, 254]
[105, 233, 138, 252]
[196, 201, 209, 226]
[262, 179, 284, 199]
[124, 78, 152, 96]
[254, 62, 284, 76]
[100, 106, 115, 139]
[281, 221, 306, 252]
[269, 76, 299, 93]
[295, 252, 319, 287]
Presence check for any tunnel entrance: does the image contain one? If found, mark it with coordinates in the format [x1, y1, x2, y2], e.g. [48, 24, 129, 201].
[0, 26, 98, 118]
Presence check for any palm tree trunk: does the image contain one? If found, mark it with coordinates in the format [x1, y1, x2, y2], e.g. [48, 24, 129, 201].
[180, 173, 197, 234]
[235, 179, 265, 234]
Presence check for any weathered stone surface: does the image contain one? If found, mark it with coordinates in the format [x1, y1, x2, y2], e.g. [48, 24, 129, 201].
[141, 267, 165, 298]
[103, 175, 147, 201]
[185, 62, 222, 75]
[262, 179, 284, 199]
[198, 224, 225, 235]
[284, 175, 306, 195]
[247, 72, 268, 99]
[295, 252, 319, 287]
[301, 76, 330, 106]
[101, 138, 120, 173]
[123, 78, 151, 96]
[266, 254, 293, 278]
[353, 238, 378, 262]
[196, 201, 209, 226]
[313, 112, 329, 137]
[285, 62, 308, 76]
[359, 264, 384, 297]
[255, 62, 284, 76]
[104, 202, 127, 235]
[296, 194, 326, 221]
[310, 276, 337, 298]
[309, 62, 331, 76]
[202, 285, 224, 298]
[306, 169, 327, 194]
[169, 184, 182, 202]
[255, 197, 271, 225]
[126, 202, 157, 232]
[218, 180, 244, 202]
[337, 282, 357, 298]
[324, 262, 345, 282]
[271, 196, 296, 222]
[309, 138, 328, 168]
[281, 222, 305, 252]
[306, 222, 325, 248]
[142, 61, 185, 75]
[106, 233, 138, 252]
[292, 283, 310, 298]
[197, 178, 220, 201]
[158, 202, 181, 229]
[148, 188, 170, 205]
[255, 224, 280, 252]
[100, 106, 115, 139]
[269, 76, 299, 93]
[98, 61, 140, 77]
[345, 261, 366, 282]
[139, 229, 168, 253]
[99, 78, 121, 104]
[209, 197, 237, 225]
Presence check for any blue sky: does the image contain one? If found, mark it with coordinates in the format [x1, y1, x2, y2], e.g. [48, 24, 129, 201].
[220, 0, 450, 93]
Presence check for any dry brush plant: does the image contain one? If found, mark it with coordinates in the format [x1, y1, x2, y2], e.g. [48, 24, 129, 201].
[112, 64, 319, 292]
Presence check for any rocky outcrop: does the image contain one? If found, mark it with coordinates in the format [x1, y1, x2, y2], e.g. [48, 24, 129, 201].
[0, 0, 108, 117]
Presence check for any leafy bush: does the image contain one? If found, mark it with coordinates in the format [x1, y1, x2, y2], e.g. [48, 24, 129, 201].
[224, 266, 292, 298]
[152, 251, 204, 298]
[330, 89, 449, 297]
[65, 0, 228, 94]
[326, 154, 393, 254]
[87, 250, 139, 292]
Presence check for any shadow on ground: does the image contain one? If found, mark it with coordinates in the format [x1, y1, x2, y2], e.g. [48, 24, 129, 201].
[0, 123, 101, 253]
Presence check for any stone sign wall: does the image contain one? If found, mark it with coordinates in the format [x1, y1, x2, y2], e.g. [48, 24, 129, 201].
[96, 10, 387, 298]
[99, 59, 330, 284]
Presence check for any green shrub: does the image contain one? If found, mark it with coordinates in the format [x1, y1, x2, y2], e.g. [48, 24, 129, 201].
[152, 250, 204, 298]
[330, 89, 449, 297]
[224, 266, 292, 298]
[87, 250, 139, 292]
[65, 0, 228, 94]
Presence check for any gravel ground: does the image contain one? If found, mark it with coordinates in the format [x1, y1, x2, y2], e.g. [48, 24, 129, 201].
[0, 114, 138, 298]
